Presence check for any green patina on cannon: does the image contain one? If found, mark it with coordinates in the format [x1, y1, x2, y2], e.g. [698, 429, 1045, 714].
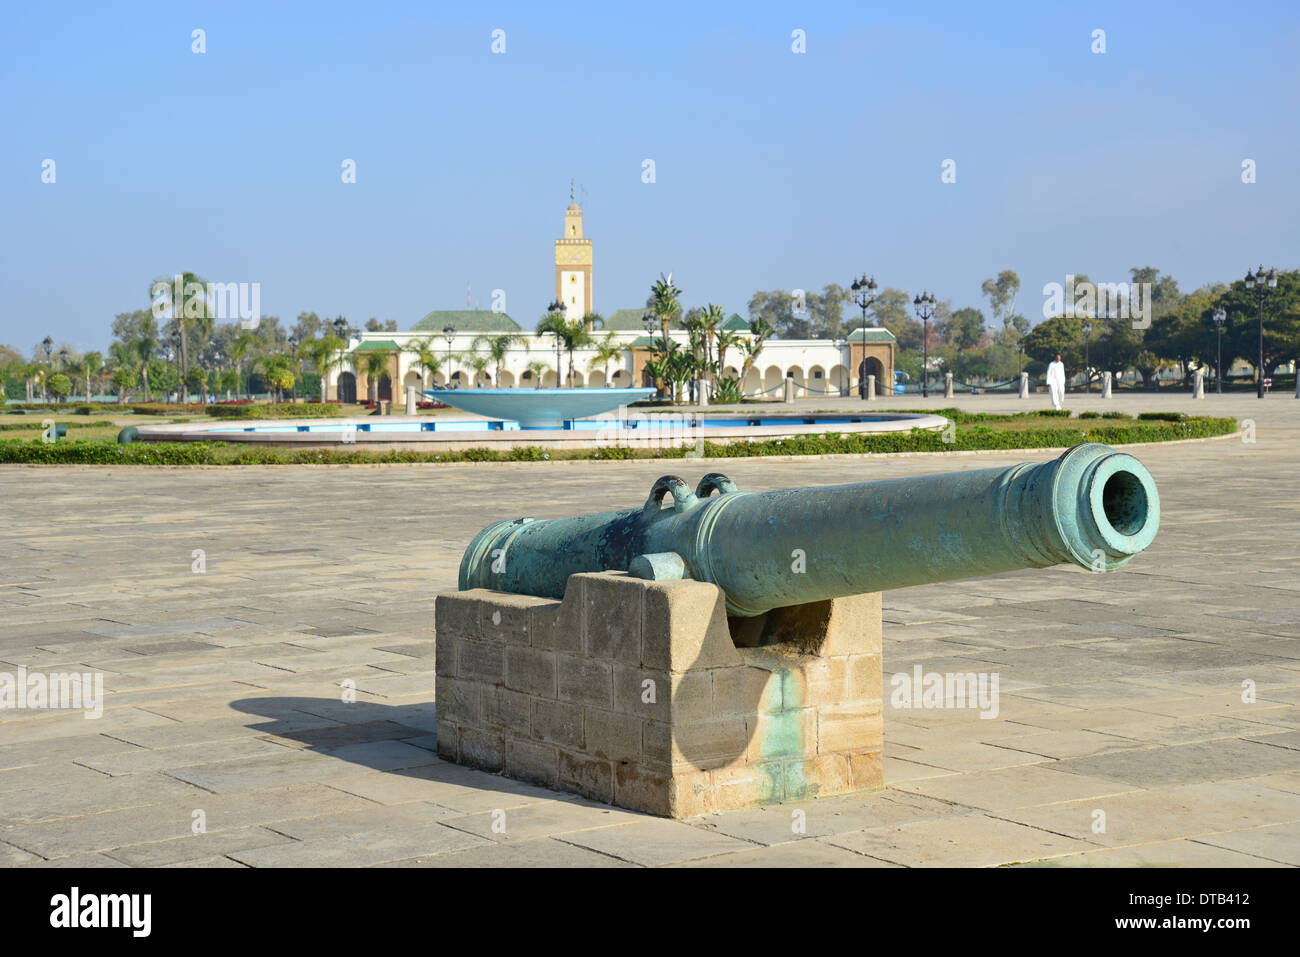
[459, 442, 1161, 617]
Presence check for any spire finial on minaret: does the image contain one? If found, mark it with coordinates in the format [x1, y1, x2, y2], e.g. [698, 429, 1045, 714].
[570, 178, 575, 202]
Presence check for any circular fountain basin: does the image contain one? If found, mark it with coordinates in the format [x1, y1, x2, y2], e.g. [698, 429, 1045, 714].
[424, 387, 656, 429]
[133, 411, 950, 452]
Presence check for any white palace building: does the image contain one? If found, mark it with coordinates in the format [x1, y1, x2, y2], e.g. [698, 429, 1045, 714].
[326, 197, 896, 403]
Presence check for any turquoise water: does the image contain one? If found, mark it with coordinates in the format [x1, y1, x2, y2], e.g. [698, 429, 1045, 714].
[207, 415, 898, 435]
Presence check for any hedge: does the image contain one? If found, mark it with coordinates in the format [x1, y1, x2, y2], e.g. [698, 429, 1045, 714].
[204, 403, 343, 419]
[0, 416, 1238, 465]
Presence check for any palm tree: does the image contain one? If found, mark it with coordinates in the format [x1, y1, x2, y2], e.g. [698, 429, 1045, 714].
[81, 351, 104, 402]
[536, 315, 594, 387]
[359, 348, 391, 403]
[524, 359, 550, 389]
[107, 342, 137, 403]
[473, 332, 529, 387]
[259, 354, 296, 403]
[304, 334, 345, 401]
[715, 329, 742, 380]
[739, 319, 772, 383]
[587, 332, 625, 387]
[648, 272, 682, 345]
[231, 329, 259, 399]
[699, 304, 726, 384]
[407, 337, 445, 390]
[467, 354, 491, 388]
[151, 272, 210, 397]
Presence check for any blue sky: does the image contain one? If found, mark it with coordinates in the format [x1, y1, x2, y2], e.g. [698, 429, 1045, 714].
[2, 0, 1297, 352]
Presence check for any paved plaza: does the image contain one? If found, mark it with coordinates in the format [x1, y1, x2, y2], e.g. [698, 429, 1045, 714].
[2, 392, 1298, 867]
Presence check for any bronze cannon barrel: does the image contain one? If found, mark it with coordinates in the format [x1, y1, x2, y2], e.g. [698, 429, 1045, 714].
[458, 442, 1161, 617]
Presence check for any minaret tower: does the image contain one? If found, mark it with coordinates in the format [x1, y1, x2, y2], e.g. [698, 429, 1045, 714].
[554, 180, 593, 322]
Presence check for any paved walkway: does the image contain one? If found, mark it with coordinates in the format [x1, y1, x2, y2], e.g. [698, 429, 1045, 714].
[1, 392, 1297, 867]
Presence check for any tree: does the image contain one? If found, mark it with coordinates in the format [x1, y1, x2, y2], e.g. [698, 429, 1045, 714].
[111, 366, 139, 401]
[587, 332, 625, 386]
[184, 366, 208, 404]
[524, 359, 550, 388]
[359, 348, 392, 403]
[231, 329, 260, 399]
[938, 307, 986, 352]
[536, 314, 594, 387]
[748, 285, 850, 339]
[303, 334, 346, 401]
[715, 329, 743, 377]
[149, 272, 211, 393]
[1214, 270, 1300, 382]
[259, 355, 296, 402]
[80, 351, 104, 401]
[291, 312, 326, 342]
[648, 273, 682, 356]
[108, 341, 138, 403]
[1022, 313, 1084, 376]
[473, 332, 529, 387]
[47, 373, 72, 400]
[981, 270, 1021, 333]
[871, 288, 924, 351]
[464, 354, 489, 387]
[407, 338, 445, 390]
[739, 318, 773, 383]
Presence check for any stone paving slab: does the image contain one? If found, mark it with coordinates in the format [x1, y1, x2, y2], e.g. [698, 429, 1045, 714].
[1, 393, 1298, 866]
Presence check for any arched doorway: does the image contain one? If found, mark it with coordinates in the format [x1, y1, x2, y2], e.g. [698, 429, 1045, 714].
[859, 356, 885, 392]
[337, 371, 356, 404]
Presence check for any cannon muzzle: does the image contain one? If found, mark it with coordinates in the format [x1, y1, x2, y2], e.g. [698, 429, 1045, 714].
[459, 443, 1160, 617]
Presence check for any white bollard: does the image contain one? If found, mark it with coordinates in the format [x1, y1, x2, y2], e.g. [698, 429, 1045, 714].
[1019, 372, 1029, 399]
[783, 378, 795, 404]
[1193, 370, 1204, 399]
[866, 375, 876, 401]
[405, 385, 418, 415]
[1102, 371, 1112, 399]
[944, 372, 954, 399]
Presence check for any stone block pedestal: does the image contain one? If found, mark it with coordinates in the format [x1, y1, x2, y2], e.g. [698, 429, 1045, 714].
[434, 572, 883, 818]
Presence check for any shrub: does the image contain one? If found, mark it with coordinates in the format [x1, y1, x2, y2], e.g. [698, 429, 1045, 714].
[204, 403, 342, 419]
[1137, 412, 1187, 421]
[0, 416, 1236, 466]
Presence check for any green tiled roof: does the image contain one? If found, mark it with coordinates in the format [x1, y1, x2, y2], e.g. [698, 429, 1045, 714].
[721, 313, 750, 332]
[603, 309, 650, 331]
[627, 336, 655, 347]
[353, 339, 399, 351]
[847, 327, 897, 342]
[410, 309, 523, 333]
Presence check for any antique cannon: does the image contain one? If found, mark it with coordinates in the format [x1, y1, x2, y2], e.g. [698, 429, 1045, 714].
[459, 442, 1160, 617]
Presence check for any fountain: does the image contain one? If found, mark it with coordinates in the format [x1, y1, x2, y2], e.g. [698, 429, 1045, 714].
[422, 387, 655, 429]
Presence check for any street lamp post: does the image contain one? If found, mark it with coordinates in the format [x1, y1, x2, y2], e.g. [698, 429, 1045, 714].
[1081, 318, 1093, 394]
[1212, 306, 1227, 394]
[1243, 266, 1278, 399]
[912, 291, 936, 398]
[849, 275, 878, 399]
[442, 326, 456, 388]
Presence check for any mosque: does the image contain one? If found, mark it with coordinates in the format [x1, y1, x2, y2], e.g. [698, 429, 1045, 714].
[326, 194, 895, 403]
